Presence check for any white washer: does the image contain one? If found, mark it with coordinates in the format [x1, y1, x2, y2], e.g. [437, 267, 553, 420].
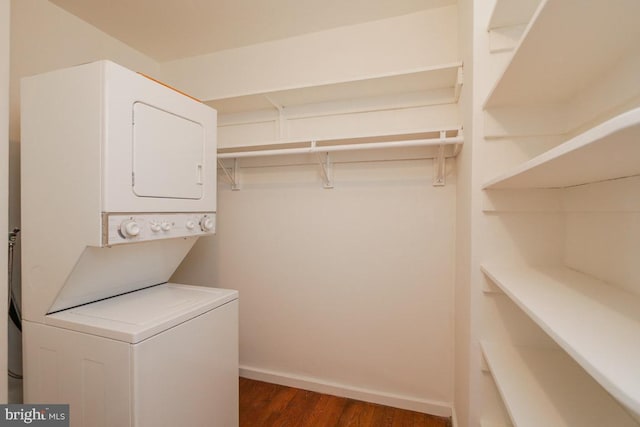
[24, 284, 238, 426]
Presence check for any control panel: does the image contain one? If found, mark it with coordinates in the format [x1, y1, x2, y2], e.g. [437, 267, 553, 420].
[103, 212, 216, 246]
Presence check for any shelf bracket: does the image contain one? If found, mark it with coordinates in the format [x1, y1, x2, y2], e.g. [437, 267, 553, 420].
[454, 66, 464, 101]
[218, 158, 241, 191]
[433, 132, 446, 187]
[265, 94, 287, 140]
[453, 127, 464, 157]
[314, 144, 333, 189]
[480, 351, 490, 373]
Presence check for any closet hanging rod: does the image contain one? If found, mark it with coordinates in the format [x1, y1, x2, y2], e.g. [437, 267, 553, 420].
[217, 134, 464, 159]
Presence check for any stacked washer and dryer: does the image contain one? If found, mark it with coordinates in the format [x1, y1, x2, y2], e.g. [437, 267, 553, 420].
[20, 61, 238, 426]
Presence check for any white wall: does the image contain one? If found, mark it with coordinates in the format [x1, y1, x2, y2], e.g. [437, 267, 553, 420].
[563, 177, 640, 296]
[172, 6, 460, 416]
[162, 6, 459, 101]
[174, 159, 456, 414]
[1, 0, 10, 403]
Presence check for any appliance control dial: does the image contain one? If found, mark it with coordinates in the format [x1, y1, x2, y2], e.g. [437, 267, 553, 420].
[120, 219, 141, 238]
[107, 213, 216, 245]
[200, 216, 214, 232]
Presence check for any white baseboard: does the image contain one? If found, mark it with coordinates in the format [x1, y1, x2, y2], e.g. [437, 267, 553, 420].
[239, 365, 452, 418]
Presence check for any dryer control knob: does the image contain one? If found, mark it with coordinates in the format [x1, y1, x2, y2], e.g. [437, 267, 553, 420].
[149, 222, 161, 233]
[185, 220, 196, 230]
[161, 221, 172, 232]
[120, 220, 141, 238]
[200, 216, 215, 232]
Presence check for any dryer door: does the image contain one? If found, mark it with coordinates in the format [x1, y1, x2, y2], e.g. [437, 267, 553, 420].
[132, 102, 204, 199]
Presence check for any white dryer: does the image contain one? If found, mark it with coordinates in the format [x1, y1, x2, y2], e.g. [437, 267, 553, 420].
[20, 61, 238, 426]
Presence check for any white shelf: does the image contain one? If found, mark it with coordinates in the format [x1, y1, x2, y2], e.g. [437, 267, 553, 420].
[481, 263, 640, 418]
[487, 0, 541, 31]
[206, 63, 463, 114]
[482, 342, 638, 427]
[217, 128, 463, 159]
[484, 0, 640, 108]
[216, 127, 463, 189]
[482, 108, 640, 189]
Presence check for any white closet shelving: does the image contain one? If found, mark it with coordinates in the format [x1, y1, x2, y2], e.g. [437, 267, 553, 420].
[207, 63, 463, 115]
[485, 0, 541, 54]
[483, 107, 640, 189]
[485, 0, 640, 108]
[214, 63, 464, 188]
[210, 62, 463, 150]
[486, 0, 541, 31]
[481, 263, 640, 417]
[480, 0, 640, 425]
[217, 128, 463, 159]
[216, 127, 462, 189]
[481, 342, 638, 427]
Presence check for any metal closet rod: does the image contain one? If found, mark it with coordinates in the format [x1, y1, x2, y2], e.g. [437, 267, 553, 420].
[217, 133, 464, 159]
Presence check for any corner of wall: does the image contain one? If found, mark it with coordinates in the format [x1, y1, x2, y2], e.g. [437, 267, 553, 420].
[1, 0, 11, 404]
[159, 6, 460, 101]
[453, 0, 475, 425]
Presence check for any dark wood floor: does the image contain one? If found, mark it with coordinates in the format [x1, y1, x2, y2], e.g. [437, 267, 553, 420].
[240, 378, 451, 427]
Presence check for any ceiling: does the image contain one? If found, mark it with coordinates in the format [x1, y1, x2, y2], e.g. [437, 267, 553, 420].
[49, 0, 456, 62]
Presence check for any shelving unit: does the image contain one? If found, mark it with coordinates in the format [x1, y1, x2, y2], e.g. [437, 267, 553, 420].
[217, 128, 463, 189]
[206, 63, 463, 115]
[486, 0, 541, 31]
[210, 62, 463, 150]
[211, 62, 464, 190]
[484, 0, 640, 108]
[481, 263, 640, 418]
[217, 128, 463, 159]
[475, 1, 640, 426]
[482, 107, 640, 189]
[481, 342, 638, 427]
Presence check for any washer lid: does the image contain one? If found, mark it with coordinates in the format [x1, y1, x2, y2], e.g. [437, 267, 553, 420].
[45, 283, 238, 344]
